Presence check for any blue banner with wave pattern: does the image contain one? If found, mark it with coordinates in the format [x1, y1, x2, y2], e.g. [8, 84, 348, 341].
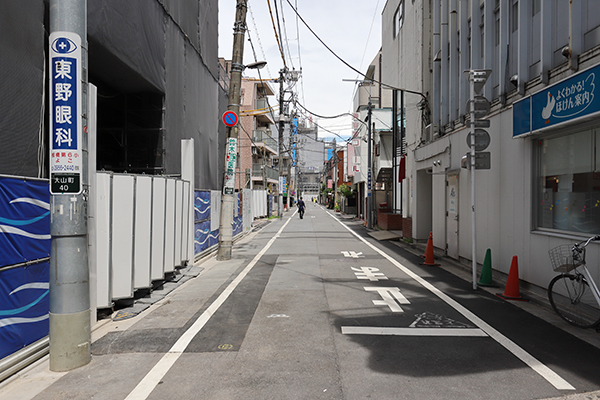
[0, 177, 50, 267]
[0, 260, 49, 360]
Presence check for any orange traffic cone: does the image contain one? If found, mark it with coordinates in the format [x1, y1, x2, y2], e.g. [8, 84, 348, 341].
[496, 256, 527, 301]
[421, 232, 439, 266]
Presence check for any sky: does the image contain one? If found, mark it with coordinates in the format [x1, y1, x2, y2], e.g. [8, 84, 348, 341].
[218, 0, 386, 142]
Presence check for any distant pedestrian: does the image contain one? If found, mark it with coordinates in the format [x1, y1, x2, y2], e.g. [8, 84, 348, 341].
[297, 197, 306, 219]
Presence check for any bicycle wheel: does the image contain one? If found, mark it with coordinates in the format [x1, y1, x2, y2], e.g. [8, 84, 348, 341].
[548, 274, 600, 328]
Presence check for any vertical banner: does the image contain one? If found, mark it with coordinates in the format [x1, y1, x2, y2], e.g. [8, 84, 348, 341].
[223, 138, 237, 195]
[49, 32, 82, 195]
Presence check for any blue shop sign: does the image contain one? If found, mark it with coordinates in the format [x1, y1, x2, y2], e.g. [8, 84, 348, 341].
[513, 63, 600, 137]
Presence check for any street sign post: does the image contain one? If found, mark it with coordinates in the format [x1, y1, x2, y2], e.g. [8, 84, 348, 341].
[466, 129, 491, 151]
[465, 69, 492, 290]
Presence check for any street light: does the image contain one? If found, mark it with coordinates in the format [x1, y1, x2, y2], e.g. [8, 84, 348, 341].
[245, 61, 267, 70]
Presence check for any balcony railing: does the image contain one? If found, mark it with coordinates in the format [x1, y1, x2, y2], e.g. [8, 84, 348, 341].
[255, 98, 269, 110]
[253, 130, 277, 151]
[252, 163, 279, 181]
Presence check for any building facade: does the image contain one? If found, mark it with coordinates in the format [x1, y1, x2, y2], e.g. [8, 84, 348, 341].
[348, 51, 394, 223]
[382, 0, 600, 291]
[0, 1, 226, 189]
[236, 75, 277, 191]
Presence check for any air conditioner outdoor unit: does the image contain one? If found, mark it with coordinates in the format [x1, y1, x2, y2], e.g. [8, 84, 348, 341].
[252, 147, 259, 155]
[424, 124, 439, 142]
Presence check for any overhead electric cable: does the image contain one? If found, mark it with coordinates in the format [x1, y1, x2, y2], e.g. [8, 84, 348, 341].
[295, 101, 367, 127]
[267, 0, 287, 67]
[294, 0, 305, 105]
[278, 0, 296, 70]
[248, 5, 273, 77]
[284, 0, 426, 100]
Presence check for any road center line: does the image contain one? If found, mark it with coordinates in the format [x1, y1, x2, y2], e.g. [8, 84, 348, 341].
[327, 212, 575, 391]
[125, 215, 294, 400]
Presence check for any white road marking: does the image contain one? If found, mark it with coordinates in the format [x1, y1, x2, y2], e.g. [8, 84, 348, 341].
[364, 286, 410, 312]
[327, 211, 575, 391]
[125, 216, 294, 400]
[341, 326, 488, 337]
[341, 251, 364, 258]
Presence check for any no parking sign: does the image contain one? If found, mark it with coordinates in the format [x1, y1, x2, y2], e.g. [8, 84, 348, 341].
[222, 110, 238, 127]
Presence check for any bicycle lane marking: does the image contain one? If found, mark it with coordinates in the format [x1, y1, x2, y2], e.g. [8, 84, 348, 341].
[326, 211, 575, 391]
[124, 214, 295, 400]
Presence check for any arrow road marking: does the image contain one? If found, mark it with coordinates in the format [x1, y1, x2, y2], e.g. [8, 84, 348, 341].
[341, 251, 364, 258]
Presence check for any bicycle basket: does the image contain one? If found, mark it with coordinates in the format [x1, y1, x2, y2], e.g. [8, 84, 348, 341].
[548, 244, 582, 273]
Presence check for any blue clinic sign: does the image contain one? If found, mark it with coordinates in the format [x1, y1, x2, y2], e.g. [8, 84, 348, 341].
[49, 32, 83, 194]
[513, 64, 600, 137]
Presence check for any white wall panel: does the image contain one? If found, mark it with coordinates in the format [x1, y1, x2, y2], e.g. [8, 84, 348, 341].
[151, 177, 166, 281]
[243, 189, 252, 232]
[133, 175, 152, 289]
[181, 181, 190, 264]
[210, 190, 220, 231]
[174, 180, 184, 268]
[111, 174, 135, 299]
[95, 172, 112, 308]
[164, 178, 176, 273]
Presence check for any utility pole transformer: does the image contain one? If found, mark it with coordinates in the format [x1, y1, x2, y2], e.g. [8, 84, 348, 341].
[49, 0, 91, 371]
[217, 0, 247, 260]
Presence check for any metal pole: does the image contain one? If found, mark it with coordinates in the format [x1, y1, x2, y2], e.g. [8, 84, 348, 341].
[49, 0, 91, 371]
[278, 68, 285, 216]
[367, 97, 372, 229]
[400, 90, 405, 217]
[287, 116, 294, 210]
[469, 71, 478, 290]
[217, 0, 247, 260]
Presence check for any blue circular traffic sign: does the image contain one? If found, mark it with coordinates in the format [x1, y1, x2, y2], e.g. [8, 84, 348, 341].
[222, 110, 238, 127]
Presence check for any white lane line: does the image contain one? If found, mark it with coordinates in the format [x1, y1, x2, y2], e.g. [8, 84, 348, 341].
[328, 212, 575, 391]
[342, 326, 488, 337]
[125, 216, 294, 400]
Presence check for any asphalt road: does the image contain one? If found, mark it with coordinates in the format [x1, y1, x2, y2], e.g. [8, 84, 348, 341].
[2, 201, 600, 400]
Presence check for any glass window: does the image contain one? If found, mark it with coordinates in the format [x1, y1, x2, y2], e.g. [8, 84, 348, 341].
[393, 1, 404, 38]
[535, 128, 600, 234]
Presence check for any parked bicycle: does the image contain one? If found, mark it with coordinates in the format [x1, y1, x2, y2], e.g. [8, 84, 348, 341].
[548, 235, 600, 329]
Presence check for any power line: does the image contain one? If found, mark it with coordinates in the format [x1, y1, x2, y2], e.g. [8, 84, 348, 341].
[247, 5, 273, 77]
[283, 0, 427, 100]
[267, 0, 287, 68]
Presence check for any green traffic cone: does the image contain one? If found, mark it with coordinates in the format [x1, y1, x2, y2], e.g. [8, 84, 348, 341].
[478, 248, 495, 287]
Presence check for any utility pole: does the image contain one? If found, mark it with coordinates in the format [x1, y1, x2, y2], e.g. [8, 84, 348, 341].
[49, 0, 91, 371]
[278, 68, 286, 216]
[217, 0, 248, 260]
